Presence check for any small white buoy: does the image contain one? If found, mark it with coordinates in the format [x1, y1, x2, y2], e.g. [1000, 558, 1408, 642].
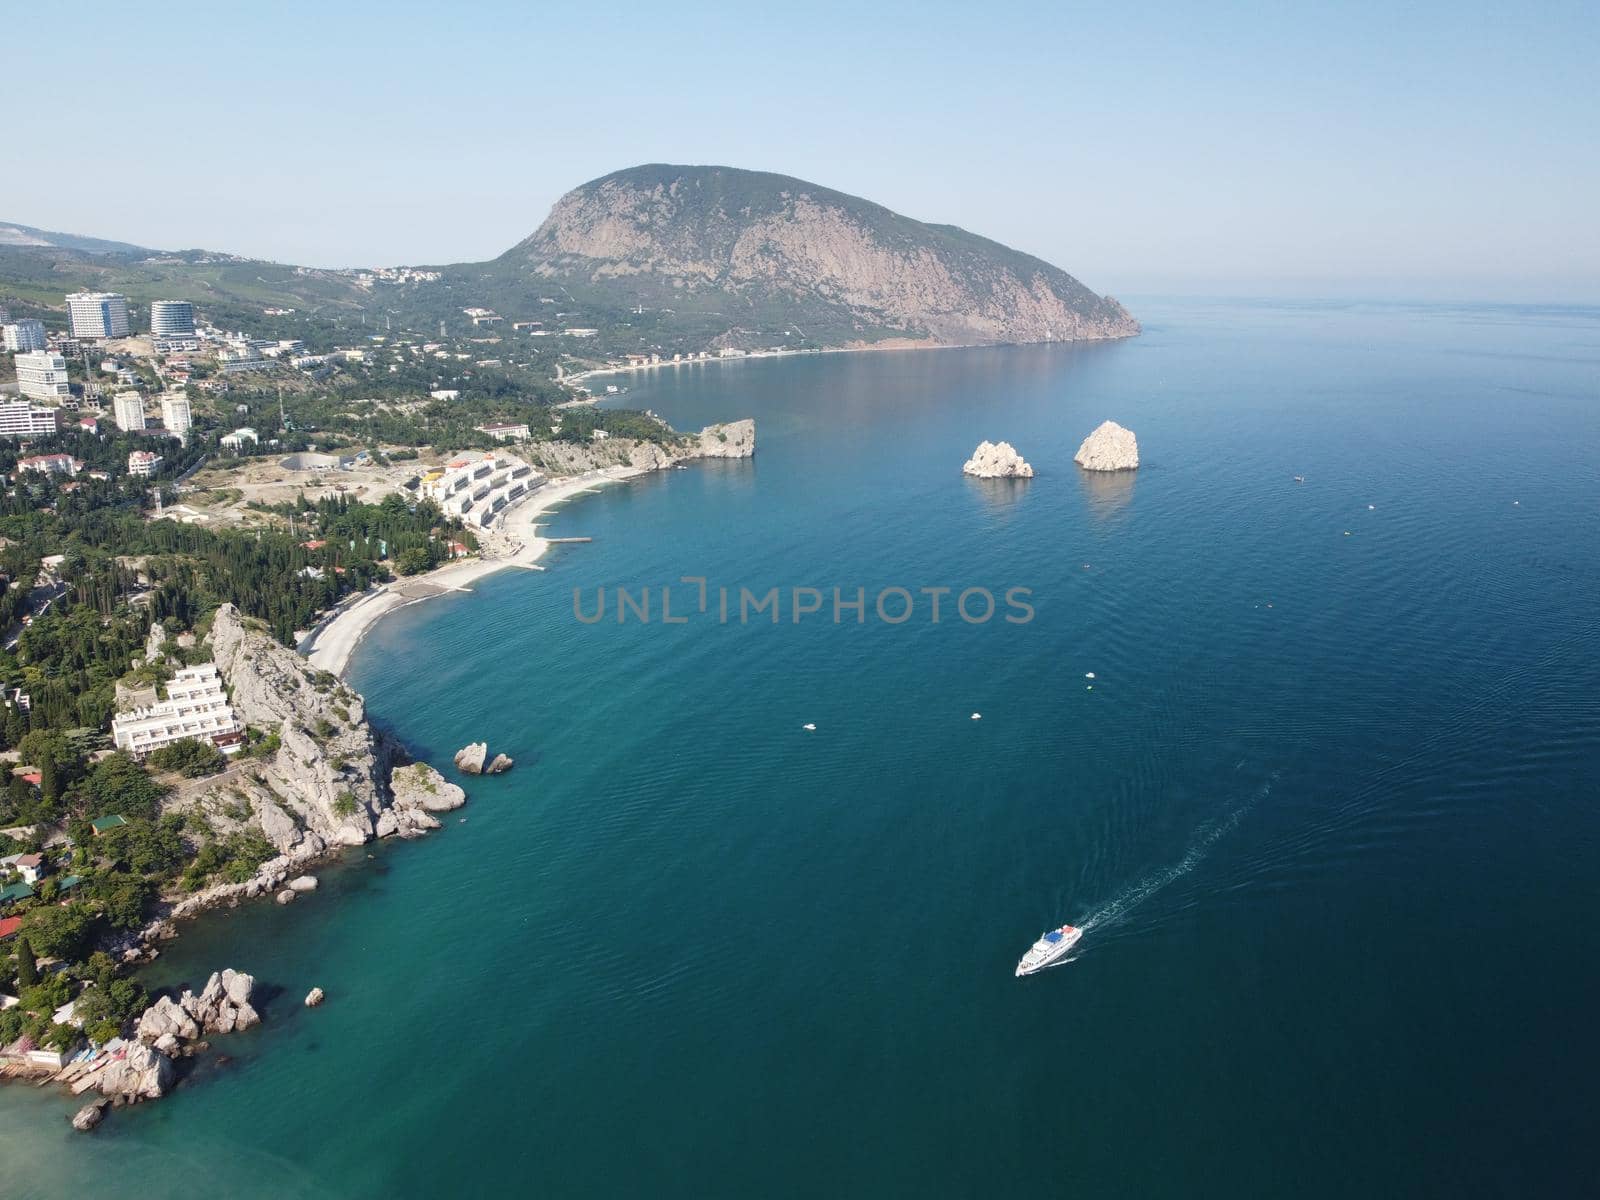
[1085, 672, 1095, 680]
[1513, 500, 1520, 506]
[802, 723, 816, 731]
[1343, 530, 1352, 536]
[970, 713, 982, 721]
[1367, 504, 1375, 510]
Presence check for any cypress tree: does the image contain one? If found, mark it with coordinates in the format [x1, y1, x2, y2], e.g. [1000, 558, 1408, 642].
[16, 937, 36, 988]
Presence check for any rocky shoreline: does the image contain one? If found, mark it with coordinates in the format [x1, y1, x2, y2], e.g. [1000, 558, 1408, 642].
[2, 603, 482, 1124]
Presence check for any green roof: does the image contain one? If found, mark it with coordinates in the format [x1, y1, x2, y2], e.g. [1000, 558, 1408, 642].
[90, 815, 128, 833]
[0, 882, 35, 905]
[56, 874, 83, 892]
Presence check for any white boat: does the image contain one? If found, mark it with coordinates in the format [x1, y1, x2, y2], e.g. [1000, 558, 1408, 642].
[1014, 924, 1083, 977]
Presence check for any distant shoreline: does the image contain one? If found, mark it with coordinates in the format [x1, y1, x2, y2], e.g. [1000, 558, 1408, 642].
[564, 330, 1136, 390]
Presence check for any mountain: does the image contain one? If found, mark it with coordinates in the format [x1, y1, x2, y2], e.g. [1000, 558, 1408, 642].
[0, 221, 159, 257]
[490, 164, 1137, 347]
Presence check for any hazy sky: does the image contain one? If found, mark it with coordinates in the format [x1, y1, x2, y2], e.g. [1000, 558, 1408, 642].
[12, 0, 1597, 300]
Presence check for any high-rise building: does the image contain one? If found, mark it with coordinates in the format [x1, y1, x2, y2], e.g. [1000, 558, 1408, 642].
[160, 394, 192, 442]
[3, 319, 48, 352]
[15, 351, 71, 401]
[150, 300, 196, 336]
[65, 292, 130, 340]
[113, 391, 147, 432]
[0, 399, 61, 439]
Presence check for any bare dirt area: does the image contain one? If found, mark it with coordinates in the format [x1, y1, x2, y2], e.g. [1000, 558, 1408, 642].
[167, 451, 443, 530]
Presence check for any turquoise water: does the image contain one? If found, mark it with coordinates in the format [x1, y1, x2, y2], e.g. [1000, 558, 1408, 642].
[4, 299, 1598, 1197]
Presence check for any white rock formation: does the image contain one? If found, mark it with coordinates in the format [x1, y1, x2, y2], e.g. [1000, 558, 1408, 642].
[95, 1041, 173, 1102]
[72, 1100, 108, 1131]
[486, 753, 514, 775]
[454, 743, 488, 775]
[1073, 420, 1139, 471]
[305, 987, 325, 1008]
[962, 440, 1034, 479]
[207, 604, 395, 849]
[287, 875, 318, 893]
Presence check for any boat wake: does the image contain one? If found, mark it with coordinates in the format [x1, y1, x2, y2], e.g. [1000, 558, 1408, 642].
[1078, 773, 1278, 937]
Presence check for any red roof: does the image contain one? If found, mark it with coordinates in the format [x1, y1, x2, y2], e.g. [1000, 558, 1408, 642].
[0, 917, 22, 940]
[18, 771, 40, 786]
[301, 539, 328, 550]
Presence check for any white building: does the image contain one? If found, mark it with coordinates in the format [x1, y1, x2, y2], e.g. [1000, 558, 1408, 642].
[476, 422, 529, 442]
[220, 427, 258, 452]
[128, 449, 164, 476]
[17, 453, 81, 477]
[14, 351, 71, 401]
[111, 664, 244, 758]
[65, 292, 130, 340]
[2, 319, 47, 352]
[149, 300, 196, 336]
[113, 391, 147, 432]
[0, 399, 60, 439]
[160, 394, 192, 442]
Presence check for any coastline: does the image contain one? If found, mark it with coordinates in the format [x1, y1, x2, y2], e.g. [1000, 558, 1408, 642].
[299, 466, 644, 677]
[563, 330, 1138, 390]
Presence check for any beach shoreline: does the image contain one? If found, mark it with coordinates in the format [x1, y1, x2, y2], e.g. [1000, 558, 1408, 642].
[299, 466, 644, 677]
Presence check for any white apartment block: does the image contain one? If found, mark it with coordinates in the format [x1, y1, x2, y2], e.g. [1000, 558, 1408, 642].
[160, 394, 192, 441]
[149, 300, 196, 336]
[66, 292, 130, 340]
[2, 319, 47, 352]
[111, 664, 243, 758]
[128, 449, 164, 476]
[0, 399, 61, 439]
[14, 351, 71, 401]
[113, 391, 147, 432]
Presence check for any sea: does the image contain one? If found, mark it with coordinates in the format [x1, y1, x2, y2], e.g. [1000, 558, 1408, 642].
[2, 297, 1597, 1198]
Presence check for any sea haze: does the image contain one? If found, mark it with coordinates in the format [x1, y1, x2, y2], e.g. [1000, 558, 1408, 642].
[3, 297, 1597, 1198]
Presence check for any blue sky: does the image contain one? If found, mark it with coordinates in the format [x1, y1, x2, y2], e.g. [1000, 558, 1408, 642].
[11, 0, 1597, 300]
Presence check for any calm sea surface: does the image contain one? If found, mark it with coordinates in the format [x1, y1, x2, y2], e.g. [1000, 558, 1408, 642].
[3, 298, 1597, 1197]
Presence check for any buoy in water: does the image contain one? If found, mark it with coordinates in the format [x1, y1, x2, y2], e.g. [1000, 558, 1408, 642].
[970, 713, 982, 721]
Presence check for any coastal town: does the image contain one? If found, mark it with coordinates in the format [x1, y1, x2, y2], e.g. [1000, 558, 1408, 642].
[0, 284, 754, 1126]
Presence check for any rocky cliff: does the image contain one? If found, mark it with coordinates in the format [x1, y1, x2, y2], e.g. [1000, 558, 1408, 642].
[500, 165, 1137, 348]
[151, 606, 460, 869]
[521, 419, 755, 476]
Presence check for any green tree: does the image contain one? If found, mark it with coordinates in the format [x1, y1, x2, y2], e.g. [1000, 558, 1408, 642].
[15, 936, 37, 988]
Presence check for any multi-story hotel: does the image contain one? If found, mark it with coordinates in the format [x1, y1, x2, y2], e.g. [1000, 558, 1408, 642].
[65, 292, 131, 340]
[113, 391, 147, 432]
[149, 300, 196, 336]
[160, 394, 192, 441]
[0, 399, 61, 439]
[111, 664, 244, 758]
[14, 350, 71, 401]
[2, 319, 47, 352]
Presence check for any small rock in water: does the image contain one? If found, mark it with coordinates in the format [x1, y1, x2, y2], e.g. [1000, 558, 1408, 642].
[305, 987, 325, 1008]
[276, 889, 295, 905]
[71, 1100, 108, 1132]
[288, 875, 318, 893]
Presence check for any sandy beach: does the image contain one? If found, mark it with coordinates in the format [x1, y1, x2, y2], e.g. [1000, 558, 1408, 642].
[299, 466, 643, 676]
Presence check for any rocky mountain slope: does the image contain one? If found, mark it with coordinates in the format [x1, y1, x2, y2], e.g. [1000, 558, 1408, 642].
[497, 164, 1138, 348]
